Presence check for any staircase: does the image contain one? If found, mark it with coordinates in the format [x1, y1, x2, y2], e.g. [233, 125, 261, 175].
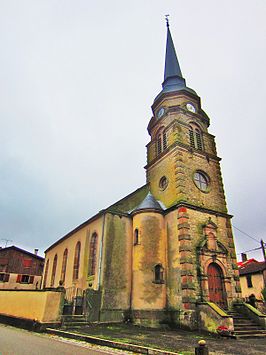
[227, 310, 266, 338]
[61, 315, 89, 329]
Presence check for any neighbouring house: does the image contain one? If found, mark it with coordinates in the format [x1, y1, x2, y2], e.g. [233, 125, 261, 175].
[0, 246, 44, 290]
[42, 22, 242, 330]
[238, 255, 266, 301]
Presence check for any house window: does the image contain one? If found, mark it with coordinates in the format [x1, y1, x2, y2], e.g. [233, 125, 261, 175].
[43, 259, 49, 289]
[88, 234, 98, 276]
[0, 273, 10, 282]
[134, 229, 139, 245]
[189, 125, 203, 151]
[154, 264, 164, 284]
[60, 249, 68, 284]
[16, 274, 34, 284]
[73, 241, 81, 280]
[194, 171, 209, 192]
[246, 275, 253, 288]
[51, 254, 58, 287]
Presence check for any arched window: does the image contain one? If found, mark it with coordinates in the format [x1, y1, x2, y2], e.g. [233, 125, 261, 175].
[88, 233, 98, 276]
[154, 264, 164, 283]
[43, 259, 49, 289]
[189, 124, 203, 151]
[73, 242, 81, 280]
[51, 255, 57, 287]
[134, 228, 139, 245]
[60, 248, 68, 284]
[156, 128, 167, 156]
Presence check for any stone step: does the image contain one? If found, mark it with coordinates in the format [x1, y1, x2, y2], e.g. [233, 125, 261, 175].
[234, 326, 262, 331]
[234, 329, 266, 335]
[63, 325, 90, 329]
[63, 321, 88, 326]
[236, 333, 266, 339]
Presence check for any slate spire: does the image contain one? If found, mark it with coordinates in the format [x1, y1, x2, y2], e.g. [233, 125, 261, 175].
[164, 20, 183, 82]
[154, 18, 196, 101]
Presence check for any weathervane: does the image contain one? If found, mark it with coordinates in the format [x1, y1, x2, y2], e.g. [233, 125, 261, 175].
[165, 14, 170, 27]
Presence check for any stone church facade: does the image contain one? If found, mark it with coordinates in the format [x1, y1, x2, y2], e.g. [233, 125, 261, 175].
[43, 23, 241, 329]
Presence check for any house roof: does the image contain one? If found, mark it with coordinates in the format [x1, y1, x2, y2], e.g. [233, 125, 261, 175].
[0, 245, 44, 261]
[238, 259, 266, 276]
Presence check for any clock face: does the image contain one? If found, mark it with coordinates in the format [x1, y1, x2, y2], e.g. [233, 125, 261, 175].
[186, 103, 196, 113]
[157, 107, 165, 119]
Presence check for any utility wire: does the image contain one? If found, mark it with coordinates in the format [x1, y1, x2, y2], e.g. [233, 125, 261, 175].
[236, 246, 261, 255]
[232, 225, 260, 244]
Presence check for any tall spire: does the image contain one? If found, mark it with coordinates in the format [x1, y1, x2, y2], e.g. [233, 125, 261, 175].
[154, 17, 196, 102]
[164, 18, 183, 81]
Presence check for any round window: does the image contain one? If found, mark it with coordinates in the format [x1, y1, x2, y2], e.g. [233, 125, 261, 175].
[193, 171, 209, 192]
[159, 176, 168, 190]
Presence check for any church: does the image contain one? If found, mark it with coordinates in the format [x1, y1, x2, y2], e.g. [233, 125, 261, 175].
[42, 21, 242, 330]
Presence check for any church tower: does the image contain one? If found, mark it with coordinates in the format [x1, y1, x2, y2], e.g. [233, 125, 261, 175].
[142, 20, 241, 327]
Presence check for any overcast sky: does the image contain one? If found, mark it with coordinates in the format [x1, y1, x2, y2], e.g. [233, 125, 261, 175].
[0, 1, 265, 260]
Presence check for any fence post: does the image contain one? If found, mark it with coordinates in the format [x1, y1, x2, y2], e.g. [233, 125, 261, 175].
[195, 340, 209, 355]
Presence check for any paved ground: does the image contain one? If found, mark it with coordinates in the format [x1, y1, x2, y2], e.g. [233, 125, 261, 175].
[0, 324, 131, 355]
[68, 323, 266, 355]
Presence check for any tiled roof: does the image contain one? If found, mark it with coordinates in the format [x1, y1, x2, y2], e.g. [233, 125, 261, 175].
[239, 260, 266, 275]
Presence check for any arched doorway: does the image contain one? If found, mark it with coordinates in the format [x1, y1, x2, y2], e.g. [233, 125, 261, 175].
[207, 263, 227, 309]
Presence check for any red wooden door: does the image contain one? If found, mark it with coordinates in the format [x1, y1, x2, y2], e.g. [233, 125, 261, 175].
[207, 263, 227, 309]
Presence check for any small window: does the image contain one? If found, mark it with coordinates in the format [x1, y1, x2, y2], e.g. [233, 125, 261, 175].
[246, 275, 253, 288]
[157, 134, 162, 155]
[189, 124, 203, 151]
[154, 264, 164, 284]
[156, 128, 167, 156]
[195, 129, 203, 150]
[189, 127, 195, 148]
[134, 229, 139, 245]
[159, 176, 168, 190]
[17, 274, 34, 284]
[0, 273, 10, 282]
[163, 131, 167, 150]
[194, 171, 209, 192]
